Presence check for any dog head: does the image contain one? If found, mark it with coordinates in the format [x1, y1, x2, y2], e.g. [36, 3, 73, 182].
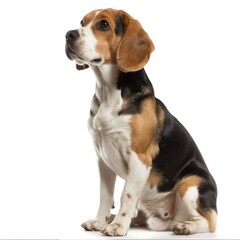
[65, 8, 154, 72]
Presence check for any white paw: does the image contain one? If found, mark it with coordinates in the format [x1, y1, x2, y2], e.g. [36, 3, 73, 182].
[101, 223, 128, 236]
[173, 222, 191, 235]
[81, 218, 106, 231]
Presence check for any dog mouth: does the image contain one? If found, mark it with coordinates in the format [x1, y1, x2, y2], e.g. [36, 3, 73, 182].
[65, 45, 87, 70]
[65, 43, 82, 61]
[66, 43, 102, 68]
[90, 58, 102, 64]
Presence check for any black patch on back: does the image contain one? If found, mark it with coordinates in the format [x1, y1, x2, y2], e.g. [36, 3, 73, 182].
[152, 99, 217, 202]
[116, 69, 217, 212]
[117, 69, 154, 97]
[115, 15, 124, 36]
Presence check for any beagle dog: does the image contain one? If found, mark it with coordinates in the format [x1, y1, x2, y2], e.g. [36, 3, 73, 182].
[65, 8, 217, 236]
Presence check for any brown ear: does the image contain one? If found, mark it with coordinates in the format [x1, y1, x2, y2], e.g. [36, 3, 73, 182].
[116, 14, 155, 72]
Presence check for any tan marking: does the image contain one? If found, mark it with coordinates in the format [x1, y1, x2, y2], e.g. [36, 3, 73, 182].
[130, 97, 159, 166]
[91, 9, 122, 64]
[197, 205, 217, 232]
[147, 169, 164, 188]
[121, 212, 126, 217]
[126, 193, 131, 199]
[120, 87, 153, 114]
[82, 10, 101, 26]
[177, 175, 203, 198]
[158, 107, 165, 126]
[177, 176, 217, 232]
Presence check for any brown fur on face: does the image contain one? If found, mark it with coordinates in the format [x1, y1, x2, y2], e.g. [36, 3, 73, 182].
[87, 9, 154, 70]
[81, 10, 100, 26]
[91, 9, 123, 64]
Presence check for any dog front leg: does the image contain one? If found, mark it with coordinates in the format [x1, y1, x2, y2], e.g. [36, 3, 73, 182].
[101, 153, 150, 236]
[81, 159, 116, 231]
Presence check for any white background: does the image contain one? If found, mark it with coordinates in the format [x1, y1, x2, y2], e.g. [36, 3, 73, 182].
[0, 0, 240, 239]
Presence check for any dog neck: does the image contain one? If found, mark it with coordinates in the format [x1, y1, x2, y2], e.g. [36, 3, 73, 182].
[92, 64, 119, 85]
[92, 64, 120, 103]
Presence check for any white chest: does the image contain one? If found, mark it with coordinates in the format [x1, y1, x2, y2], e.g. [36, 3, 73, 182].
[88, 82, 132, 179]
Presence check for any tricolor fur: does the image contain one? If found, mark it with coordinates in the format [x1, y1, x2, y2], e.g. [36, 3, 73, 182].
[65, 8, 217, 236]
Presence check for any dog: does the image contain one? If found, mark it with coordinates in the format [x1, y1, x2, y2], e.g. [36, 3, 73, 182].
[65, 8, 217, 236]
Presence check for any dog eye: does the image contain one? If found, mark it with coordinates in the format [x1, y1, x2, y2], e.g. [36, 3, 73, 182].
[98, 20, 110, 31]
[80, 20, 83, 27]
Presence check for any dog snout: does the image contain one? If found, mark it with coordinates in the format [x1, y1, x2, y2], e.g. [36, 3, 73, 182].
[66, 30, 79, 43]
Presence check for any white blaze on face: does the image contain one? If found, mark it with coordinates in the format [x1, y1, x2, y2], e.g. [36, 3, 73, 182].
[75, 11, 102, 64]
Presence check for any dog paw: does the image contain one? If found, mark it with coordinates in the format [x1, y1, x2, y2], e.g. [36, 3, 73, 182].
[173, 222, 191, 235]
[101, 223, 128, 236]
[81, 219, 106, 231]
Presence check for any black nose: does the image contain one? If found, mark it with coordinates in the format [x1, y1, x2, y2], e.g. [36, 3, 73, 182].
[66, 30, 79, 43]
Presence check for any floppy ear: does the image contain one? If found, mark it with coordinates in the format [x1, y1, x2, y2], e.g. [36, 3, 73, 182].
[116, 14, 155, 72]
